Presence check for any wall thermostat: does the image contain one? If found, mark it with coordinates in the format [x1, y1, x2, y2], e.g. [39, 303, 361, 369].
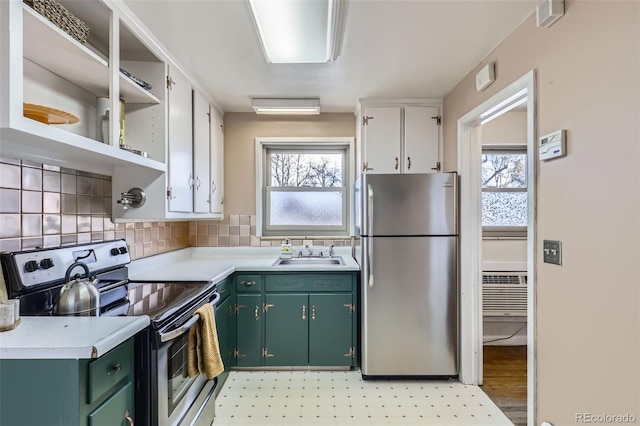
[539, 129, 566, 161]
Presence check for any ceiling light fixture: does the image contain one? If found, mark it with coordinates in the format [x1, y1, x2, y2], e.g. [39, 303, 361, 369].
[247, 0, 348, 64]
[251, 98, 321, 115]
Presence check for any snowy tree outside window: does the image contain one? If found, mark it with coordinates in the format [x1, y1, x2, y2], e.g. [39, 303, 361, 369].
[482, 148, 527, 235]
[263, 148, 348, 236]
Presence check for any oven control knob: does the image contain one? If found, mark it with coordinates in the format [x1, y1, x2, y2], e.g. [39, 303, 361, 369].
[40, 258, 54, 269]
[25, 260, 39, 272]
[118, 247, 128, 255]
[110, 248, 120, 256]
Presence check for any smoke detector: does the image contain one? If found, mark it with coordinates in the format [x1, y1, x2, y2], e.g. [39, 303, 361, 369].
[536, 0, 564, 28]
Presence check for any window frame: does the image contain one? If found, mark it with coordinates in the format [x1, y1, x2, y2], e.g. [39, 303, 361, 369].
[255, 137, 355, 238]
[481, 145, 528, 239]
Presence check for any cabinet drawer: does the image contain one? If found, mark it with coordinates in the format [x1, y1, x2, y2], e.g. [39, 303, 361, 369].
[265, 274, 352, 292]
[87, 339, 133, 404]
[236, 274, 262, 292]
[88, 381, 133, 426]
[215, 278, 231, 299]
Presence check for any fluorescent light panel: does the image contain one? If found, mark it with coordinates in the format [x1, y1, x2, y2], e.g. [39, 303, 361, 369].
[247, 0, 345, 63]
[252, 98, 321, 115]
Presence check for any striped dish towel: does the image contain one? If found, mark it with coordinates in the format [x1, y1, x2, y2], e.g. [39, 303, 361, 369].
[188, 303, 224, 379]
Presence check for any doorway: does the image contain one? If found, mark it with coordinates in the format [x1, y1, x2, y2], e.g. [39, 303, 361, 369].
[457, 70, 536, 426]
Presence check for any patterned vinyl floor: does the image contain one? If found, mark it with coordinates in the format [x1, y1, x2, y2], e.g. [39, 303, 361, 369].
[214, 370, 513, 426]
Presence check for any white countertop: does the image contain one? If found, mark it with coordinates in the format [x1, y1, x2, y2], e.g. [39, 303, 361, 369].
[0, 247, 358, 360]
[0, 316, 149, 359]
[128, 246, 360, 282]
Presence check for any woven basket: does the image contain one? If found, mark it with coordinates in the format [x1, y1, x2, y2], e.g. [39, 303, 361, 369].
[24, 0, 90, 44]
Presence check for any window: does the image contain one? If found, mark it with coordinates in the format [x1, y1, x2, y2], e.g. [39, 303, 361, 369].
[481, 146, 527, 237]
[257, 138, 354, 237]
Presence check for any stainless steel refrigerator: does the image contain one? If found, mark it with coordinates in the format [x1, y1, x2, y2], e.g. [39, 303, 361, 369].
[356, 172, 458, 378]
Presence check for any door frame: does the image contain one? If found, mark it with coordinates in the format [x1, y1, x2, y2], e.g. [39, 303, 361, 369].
[457, 70, 537, 426]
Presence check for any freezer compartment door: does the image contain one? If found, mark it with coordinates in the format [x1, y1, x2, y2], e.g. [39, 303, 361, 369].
[361, 173, 457, 236]
[361, 236, 458, 376]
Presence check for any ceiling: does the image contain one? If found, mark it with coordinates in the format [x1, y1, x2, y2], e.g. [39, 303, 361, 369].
[121, 0, 538, 114]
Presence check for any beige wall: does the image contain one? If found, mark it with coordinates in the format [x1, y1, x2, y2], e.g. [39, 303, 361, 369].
[443, 1, 639, 423]
[223, 113, 357, 215]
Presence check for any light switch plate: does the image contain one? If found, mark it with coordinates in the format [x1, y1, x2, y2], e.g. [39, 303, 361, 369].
[543, 240, 562, 265]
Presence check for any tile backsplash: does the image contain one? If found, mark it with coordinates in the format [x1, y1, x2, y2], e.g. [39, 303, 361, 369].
[188, 214, 353, 248]
[0, 159, 351, 257]
[0, 158, 189, 259]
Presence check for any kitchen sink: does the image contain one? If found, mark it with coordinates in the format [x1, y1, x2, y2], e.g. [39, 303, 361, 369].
[272, 256, 345, 266]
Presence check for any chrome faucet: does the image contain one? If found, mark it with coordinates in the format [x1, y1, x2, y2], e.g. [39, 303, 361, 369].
[329, 244, 334, 258]
[305, 245, 313, 256]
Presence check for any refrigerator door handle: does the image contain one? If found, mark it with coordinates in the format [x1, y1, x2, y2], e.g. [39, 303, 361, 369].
[367, 184, 374, 288]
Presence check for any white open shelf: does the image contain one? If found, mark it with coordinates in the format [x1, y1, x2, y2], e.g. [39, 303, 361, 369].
[22, 4, 109, 97]
[119, 73, 160, 104]
[23, 4, 160, 105]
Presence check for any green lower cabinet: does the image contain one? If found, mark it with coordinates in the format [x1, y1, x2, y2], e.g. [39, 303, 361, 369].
[0, 339, 134, 426]
[233, 272, 357, 367]
[264, 293, 309, 366]
[309, 293, 354, 366]
[235, 293, 262, 366]
[88, 381, 133, 426]
[215, 295, 234, 369]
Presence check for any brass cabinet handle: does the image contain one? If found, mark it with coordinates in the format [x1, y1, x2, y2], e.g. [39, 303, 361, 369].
[395, 157, 399, 170]
[111, 363, 121, 374]
[241, 280, 256, 286]
[254, 306, 259, 320]
[125, 409, 134, 426]
[311, 305, 316, 320]
[407, 156, 411, 170]
[302, 305, 307, 320]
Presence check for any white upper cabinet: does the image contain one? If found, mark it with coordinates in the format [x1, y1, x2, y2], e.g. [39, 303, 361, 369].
[404, 105, 441, 173]
[359, 100, 442, 175]
[167, 65, 194, 213]
[193, 89, 211, 213]
[361, 107, 402, 174]
[209, 108, 224, 217]
[2, 0, 225, 221]
[0, 0, 165, 177]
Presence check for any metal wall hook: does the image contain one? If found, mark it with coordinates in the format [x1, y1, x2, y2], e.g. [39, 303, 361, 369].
[117, 187, 146, 209]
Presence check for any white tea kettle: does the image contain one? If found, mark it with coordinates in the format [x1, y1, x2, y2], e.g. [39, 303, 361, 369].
[56, 261, 100, 316]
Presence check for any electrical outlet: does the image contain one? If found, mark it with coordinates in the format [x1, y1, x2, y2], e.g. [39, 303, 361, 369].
[543, 240, 562, 265]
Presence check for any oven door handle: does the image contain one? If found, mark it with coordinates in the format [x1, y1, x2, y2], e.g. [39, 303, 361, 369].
[159, 292, 221, 343]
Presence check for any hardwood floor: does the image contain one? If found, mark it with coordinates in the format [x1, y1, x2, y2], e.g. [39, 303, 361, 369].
[481, 345, 527, 426]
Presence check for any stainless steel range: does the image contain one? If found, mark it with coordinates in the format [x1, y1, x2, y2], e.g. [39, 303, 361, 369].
[0, 240, 221, 426]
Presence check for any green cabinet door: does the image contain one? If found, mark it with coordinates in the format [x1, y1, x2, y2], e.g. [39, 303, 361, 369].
[88, 382, 133, 426]
[215, 295, 233, 369]
[309, 293, 354, 366]
[264, 293, 308, 366]
[236, 293, 262, 366]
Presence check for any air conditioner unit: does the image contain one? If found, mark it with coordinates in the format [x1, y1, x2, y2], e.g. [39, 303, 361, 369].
[536, 0, 564, 28]
[482, 272, 527, 317]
